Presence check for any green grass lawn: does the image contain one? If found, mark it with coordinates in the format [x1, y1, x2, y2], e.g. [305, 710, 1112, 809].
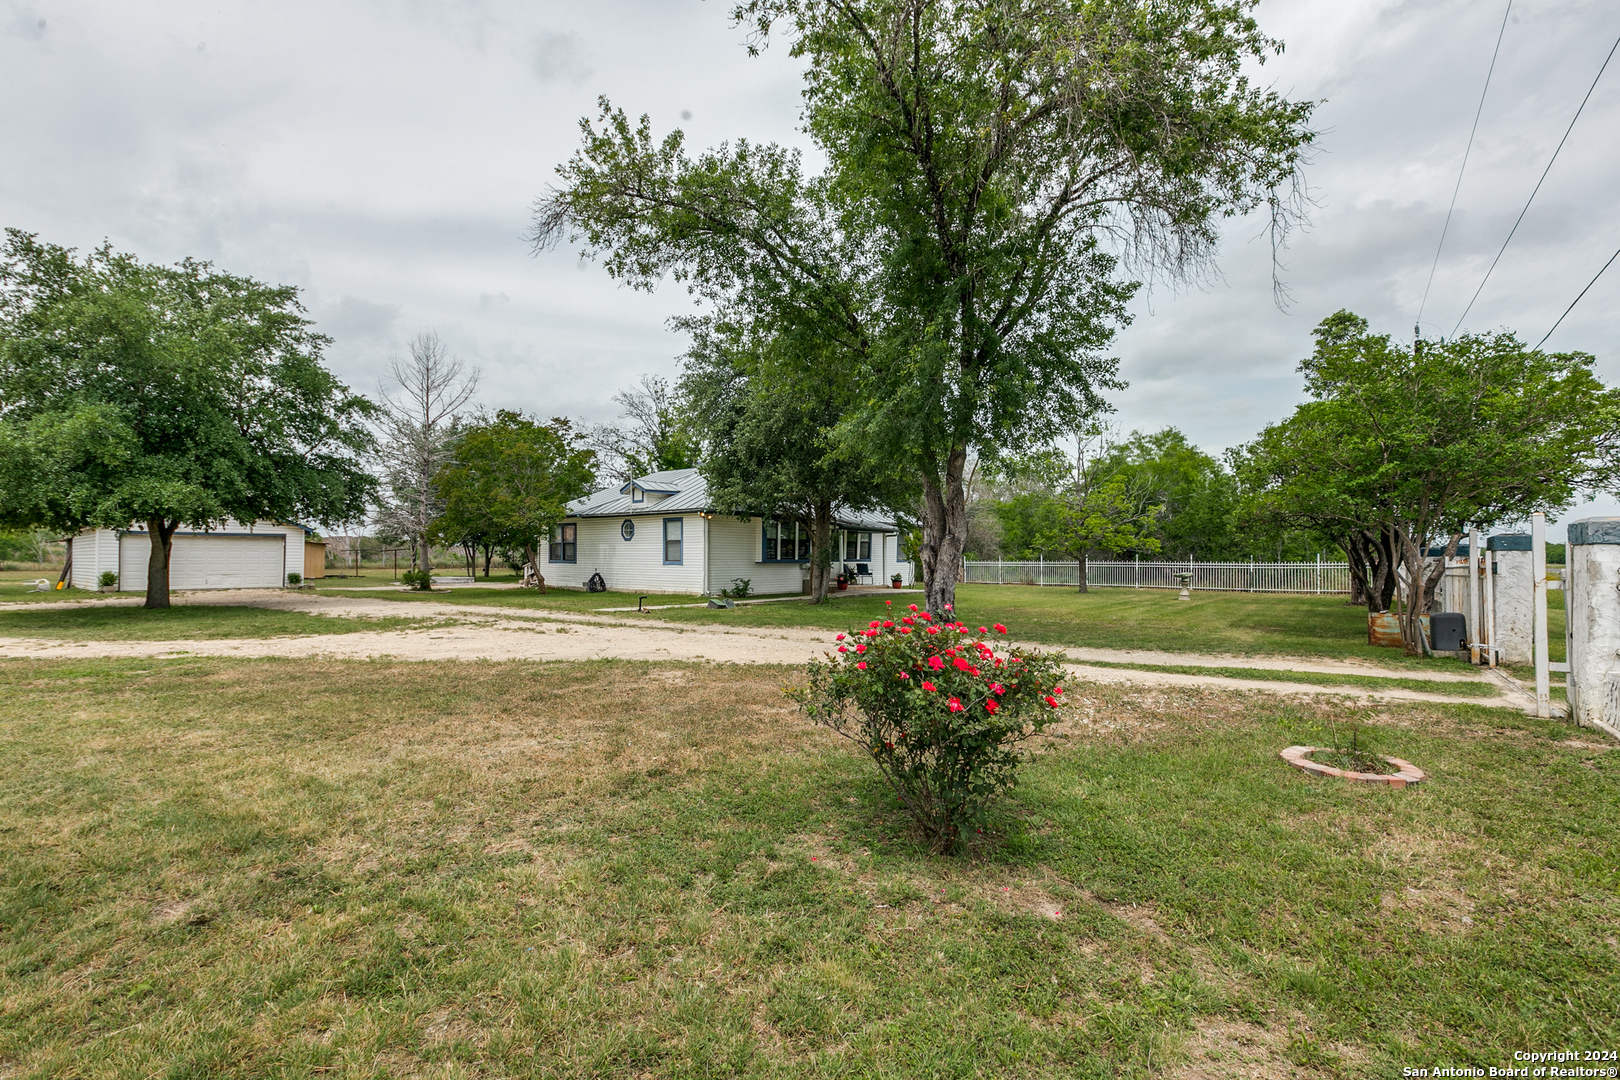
[636, 585, 1572, 668]
[0, 657, 1613, 1077]
[328, 581, 1570, 671]
[315, 585, 714, 614]
[1070, 659, 1504, 697]
[0, 604, 435, 641]
[0, 570, 90, 605]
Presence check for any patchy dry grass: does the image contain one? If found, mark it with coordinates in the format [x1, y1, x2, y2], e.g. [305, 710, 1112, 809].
[0, 659, 1614, 1078]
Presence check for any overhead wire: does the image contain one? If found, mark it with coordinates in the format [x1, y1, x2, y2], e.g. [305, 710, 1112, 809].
[1416, 0, 1513, 338]
[1450, 28, 1620, 337]
[1533, 245, 1620, 351]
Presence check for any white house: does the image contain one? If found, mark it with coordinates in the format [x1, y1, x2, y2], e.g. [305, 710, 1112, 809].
[68, 520, 323, 592]
[539, 468, 911, 595]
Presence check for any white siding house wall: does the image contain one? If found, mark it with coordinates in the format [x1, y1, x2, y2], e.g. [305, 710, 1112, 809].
[545, 468, 905, 595]
[543, 512, 709, 595]
[71, 520, 302, 591]
[540, 513, 910, 596]
[69, 529, 121, 590]
[711, 517, 804, 596]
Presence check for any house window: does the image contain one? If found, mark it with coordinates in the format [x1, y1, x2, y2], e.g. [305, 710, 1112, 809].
[763, 520, 780, 562]
[663, 518, 683, 564]
[549, 523, 577, 563]
[631, 486, 644, 504]
[620, 519, 635, 541]
[843, 530, 858, 561]
[762, 520, 815, 562]
[859, 532, 872, 561]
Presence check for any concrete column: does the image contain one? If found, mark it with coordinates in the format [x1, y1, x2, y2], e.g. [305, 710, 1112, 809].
[1487, 534, 1534, 665]
[1567, 518, 1620, 740]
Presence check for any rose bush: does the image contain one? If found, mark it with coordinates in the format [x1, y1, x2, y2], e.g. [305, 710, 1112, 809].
[791, 602, 1067, 853]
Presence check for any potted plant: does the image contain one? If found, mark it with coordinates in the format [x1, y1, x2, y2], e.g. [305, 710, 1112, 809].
[890, 573, 903, 589]
[98, 571, 118, 593]
[836, 572, 849, 591]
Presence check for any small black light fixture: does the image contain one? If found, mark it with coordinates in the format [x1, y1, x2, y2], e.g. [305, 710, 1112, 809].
[638, 595, 648, 612]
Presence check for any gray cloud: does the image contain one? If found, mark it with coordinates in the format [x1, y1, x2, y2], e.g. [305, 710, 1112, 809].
[531, 31, 590, 86]
[2, 0, 1614, 533]
[317, 296, 399, 344]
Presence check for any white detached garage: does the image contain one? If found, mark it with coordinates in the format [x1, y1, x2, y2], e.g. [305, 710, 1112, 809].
[69, 520, 314, 592]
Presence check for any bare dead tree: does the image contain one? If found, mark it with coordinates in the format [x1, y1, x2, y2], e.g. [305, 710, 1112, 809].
[587, 374, 697, 484]
[373, 332, 480, 580]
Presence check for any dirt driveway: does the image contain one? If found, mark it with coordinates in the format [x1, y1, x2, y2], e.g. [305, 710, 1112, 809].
[0, 589, 1539, 711]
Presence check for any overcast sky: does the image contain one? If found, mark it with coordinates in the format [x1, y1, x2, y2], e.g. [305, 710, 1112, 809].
[4, 0, 1616, 538]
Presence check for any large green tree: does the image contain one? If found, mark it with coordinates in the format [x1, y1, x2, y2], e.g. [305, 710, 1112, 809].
[431, 410, 596, 592]
[1095, 429, 1240, 560]
[534, 0, 1315, 617]
[1037, 472, 1162, 590]
[0, 230, 376, 608]
[1236, 311, 1620, 650]
[681, 314, 906, 602]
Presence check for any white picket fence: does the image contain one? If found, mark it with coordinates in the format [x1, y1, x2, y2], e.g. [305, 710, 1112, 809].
[964, 558, 1352, 595]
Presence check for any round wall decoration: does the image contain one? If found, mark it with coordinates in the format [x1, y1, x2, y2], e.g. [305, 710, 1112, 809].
[620, 519, 636, 541]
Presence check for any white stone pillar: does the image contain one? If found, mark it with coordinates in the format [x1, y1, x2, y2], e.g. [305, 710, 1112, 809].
[1567, 518, 1620, 740]
[1487, 534, 1534, 665]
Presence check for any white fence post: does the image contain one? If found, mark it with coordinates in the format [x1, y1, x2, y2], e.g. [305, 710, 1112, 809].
[1565, 518, 1620, 738]
[1532, 513, 1550, 718]
[1468, 528, 1482, 664]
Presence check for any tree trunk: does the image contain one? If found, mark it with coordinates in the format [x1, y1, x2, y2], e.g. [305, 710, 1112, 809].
[144, 518, 178, 609]
[917, 446, 969, 620]
[1076, 551, 1089, 593]
[1376, 527, 1400, 612]
[525, 544, 546, 593]
[808, 501, 835, 604]
[419, 530, 432, 578]
[1396, 531, 1456, 654]
[1343, 533, 1369, 607]
[481, 543, 493, 579]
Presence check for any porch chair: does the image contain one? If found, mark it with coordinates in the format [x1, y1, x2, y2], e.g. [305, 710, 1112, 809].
[853, 562, 873, 585]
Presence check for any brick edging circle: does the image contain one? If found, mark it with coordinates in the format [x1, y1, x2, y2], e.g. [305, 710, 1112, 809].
[1279, 745, 1425, 788]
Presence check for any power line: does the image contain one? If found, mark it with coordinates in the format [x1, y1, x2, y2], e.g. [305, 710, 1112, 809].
[1451, 28, 1620, 338]
[1533, 245, 1620, 351]
[1416, 0, 1512, 338]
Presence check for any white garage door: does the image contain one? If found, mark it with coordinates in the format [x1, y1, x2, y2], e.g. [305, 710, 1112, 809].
[119, 534, 286, 591]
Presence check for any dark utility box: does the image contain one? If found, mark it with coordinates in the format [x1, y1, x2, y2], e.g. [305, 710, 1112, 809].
[1430, 612, 1467, 652]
